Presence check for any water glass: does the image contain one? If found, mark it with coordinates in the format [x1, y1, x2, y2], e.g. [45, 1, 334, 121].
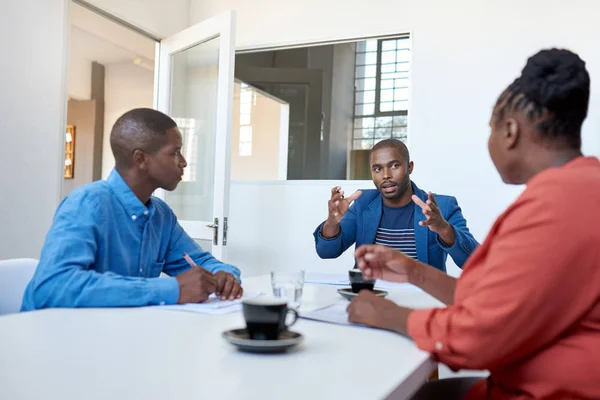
[271, 270, 305, 309]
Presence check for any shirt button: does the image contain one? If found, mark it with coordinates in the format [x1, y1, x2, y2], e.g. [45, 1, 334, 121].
[159, 301, 165, 306]
[131, 215, 137, 221]
[139, 268, 143, 273]
[435, 341, 443, 351]
[144, 210, 149, 215]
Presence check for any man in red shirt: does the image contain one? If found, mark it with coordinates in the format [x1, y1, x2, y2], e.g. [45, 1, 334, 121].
[347, 48, 600, 399]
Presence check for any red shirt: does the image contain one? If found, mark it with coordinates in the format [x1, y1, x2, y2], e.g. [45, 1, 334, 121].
[408, 156, 600, 399]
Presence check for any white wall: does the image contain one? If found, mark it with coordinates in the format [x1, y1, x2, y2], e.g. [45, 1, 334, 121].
[227, 181, 372, 277]
[0, 0, 69, 259]
[190, 0, 600, 266]
[86, 0, 190, 38]
[101, 63, 154, 179]
[68, 43, 92, 100]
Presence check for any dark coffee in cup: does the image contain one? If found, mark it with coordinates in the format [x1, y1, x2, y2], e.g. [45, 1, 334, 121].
[349, 268, 375, 293]
[242, 297, 299, 340]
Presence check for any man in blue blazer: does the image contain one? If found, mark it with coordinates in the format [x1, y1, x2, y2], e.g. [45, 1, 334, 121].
[313, 139, 478, 272]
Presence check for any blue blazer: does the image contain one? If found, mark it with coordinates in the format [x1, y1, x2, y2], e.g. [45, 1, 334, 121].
[313, 182, 479, 272]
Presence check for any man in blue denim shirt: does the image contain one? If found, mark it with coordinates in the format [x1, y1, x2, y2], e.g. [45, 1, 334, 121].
[21, 108, 242, 311]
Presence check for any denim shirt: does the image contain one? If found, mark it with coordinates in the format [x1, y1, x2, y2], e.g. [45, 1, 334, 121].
[21, 169, 240, 311]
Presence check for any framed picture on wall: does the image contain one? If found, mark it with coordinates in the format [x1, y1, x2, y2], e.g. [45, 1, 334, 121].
[64, 125, 75, 179]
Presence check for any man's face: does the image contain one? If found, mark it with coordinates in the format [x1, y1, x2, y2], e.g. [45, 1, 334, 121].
[370, 147, 413, 200]
[145, 127, 187, 191]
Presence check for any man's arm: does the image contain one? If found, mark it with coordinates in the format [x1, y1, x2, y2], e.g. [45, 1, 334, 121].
[408, 195, 596, 371]
[162, 218, 241, 281]
[436, 196, 479, 268]
[314, 203, 359, 259]
[22, 196, 179, 311]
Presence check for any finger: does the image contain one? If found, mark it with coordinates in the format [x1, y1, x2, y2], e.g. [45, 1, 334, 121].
[362, 267, 380, 280]
[346, 190, 362, 203]
[426, 200, 440, 215]
[227, 281, 241, 300]
[428, 192, 438, 206]
[215, 273, 226, 296]
[330, 192, 344, 203]
[233, 284, 243, 299]
[355, 244, 386, 259]
[220, 278, 235, 300]
[421, 205, 433, 213]
[330, 186, 341, 196]
[411, 195, 428, 210]
[419, 219, 433, 226]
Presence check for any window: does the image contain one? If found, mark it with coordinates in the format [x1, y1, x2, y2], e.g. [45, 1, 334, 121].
[353, 37, 410, 150]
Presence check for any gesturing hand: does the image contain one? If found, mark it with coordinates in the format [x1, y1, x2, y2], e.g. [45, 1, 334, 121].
[175, 267, 217, 304]
[321, 186, 362, 238]
[328, 186, 362, 224]
[214, 271, 243, 300]
[412, 192, 455, 246]
[354, 244, 417, 283]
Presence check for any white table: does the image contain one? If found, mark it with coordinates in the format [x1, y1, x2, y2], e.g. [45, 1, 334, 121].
[0, 275, 443, 400]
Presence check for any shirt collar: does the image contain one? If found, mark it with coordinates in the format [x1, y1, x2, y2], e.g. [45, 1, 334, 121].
[107, 169, 154, 220]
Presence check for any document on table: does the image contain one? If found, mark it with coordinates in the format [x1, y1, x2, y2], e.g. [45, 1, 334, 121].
[300, 303, 353, 326]
[304, 272, 348, 286]
[304, 272, 421, 291]
[153, 291, 264, 315]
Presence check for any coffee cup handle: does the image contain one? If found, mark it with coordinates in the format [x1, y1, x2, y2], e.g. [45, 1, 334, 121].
[285, 308, 299, 328]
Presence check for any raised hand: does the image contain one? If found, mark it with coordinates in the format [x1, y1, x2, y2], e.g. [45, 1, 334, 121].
[412, 192, 455, 246]
[321, 186, 362, 238]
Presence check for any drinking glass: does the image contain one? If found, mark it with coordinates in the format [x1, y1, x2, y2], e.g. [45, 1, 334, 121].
[270, 270, 305, 309]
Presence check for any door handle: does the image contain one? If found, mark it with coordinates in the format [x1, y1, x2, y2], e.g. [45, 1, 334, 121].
[206, 218, 219, 245]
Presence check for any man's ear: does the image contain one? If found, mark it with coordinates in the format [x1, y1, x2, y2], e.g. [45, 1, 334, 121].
[132, 149, 148, 170]
[504, 118, 520, 150]
[408, 161, 414, 175]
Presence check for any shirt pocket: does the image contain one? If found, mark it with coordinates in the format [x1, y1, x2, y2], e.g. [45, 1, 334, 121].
[148, 260, 166, 278]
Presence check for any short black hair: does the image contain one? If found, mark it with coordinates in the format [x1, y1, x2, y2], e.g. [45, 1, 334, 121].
[370, 138, 410, 164]
[495, 48, 590, 149]
[110, 108, 178, 168]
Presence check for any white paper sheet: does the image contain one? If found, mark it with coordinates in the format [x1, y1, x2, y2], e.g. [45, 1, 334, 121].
[374, 281, 422, 292]
[154, 291, 264, 315]
[300, 303, 353, 325]
[304, 272, 348, 286]
[304, 272, 421, 291]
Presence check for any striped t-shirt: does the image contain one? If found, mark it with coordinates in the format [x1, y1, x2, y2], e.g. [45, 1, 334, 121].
[375, 202, 417, 259]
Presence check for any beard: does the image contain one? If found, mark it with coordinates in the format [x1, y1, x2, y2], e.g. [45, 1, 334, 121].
[379, 176, 411, 200]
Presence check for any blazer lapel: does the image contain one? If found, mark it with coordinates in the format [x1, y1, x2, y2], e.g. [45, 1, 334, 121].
[362, 196, 382, 247]
[412, 183, 430, 265]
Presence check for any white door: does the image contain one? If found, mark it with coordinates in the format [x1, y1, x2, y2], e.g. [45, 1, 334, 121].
[154, 11, 236, 260]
